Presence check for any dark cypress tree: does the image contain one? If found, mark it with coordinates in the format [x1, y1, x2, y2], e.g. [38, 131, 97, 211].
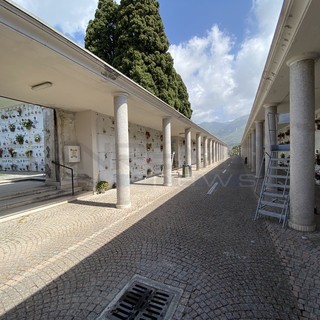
[85, 0, 192, 119]
[85, 0, 118, 64]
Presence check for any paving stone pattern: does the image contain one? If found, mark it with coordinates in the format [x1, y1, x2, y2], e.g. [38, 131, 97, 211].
[0, 156, 319, 319]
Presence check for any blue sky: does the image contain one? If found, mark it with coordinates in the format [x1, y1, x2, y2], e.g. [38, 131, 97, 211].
[159, 0, 252, 48]
[9, 0, 283, 123]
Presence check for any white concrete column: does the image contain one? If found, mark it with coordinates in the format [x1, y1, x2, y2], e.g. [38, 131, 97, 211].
[245, 141, 247, 159]
[245, 140, 248, 165]
[114, 93, 131, 209]
[163, 117, 172, 186]
[185, 128, 192, 166]
[264, 104, 277, 175]
[248, 137, 251, 165]
[196, 133, 201, 170]
[255, 121, 264, 178]
[208, 139, 212, 165]
[212, 141, 215, 162]
[213, 141, 216, 163]
[247, 136, 251, 168]
[251, 128, 256, 173]
[216, 143, 219, 162]
[288, 55, 316, 231]
[203, 136, 208, 167]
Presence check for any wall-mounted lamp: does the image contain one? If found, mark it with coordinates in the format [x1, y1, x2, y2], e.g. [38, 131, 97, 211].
[31, 81, 53, 91]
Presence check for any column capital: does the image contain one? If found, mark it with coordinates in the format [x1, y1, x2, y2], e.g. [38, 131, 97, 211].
[114, 92, 129, 98]
[254, 120, 263, 124]
[287, 53, 319, 67]
[263, 103, 279, 109]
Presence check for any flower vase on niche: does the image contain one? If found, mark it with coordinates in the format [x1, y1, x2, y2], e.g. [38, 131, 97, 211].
[8, 148, 17, 157]
[23, 119, 33, 130]
[25, 149, 33, 157]
[9, 124, 16, 132]
[34, 134, 41, 143]
[16, 134, 24, 145]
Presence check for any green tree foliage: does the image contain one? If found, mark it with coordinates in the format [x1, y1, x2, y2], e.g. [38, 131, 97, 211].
[85, 0, 118, 64]
[231, 145, 241, 155]
[85, 0, 192, 118]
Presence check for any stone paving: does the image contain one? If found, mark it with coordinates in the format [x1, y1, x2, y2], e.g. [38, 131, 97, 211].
[0, 156, 319, 319]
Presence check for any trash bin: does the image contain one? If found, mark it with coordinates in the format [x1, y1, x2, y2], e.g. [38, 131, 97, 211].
[244, 157, 247, 164]
[182, 163, 192, 177]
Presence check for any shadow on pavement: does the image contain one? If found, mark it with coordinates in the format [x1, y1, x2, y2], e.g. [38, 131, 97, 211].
[1, 157, 318, 319]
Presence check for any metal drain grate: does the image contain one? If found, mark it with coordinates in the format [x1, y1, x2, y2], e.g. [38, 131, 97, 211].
[97, 275, 183, 320]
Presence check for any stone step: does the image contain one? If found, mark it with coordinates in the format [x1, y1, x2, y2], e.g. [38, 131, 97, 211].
[0, 185, 57, 201]
[0, 186, 83, 211]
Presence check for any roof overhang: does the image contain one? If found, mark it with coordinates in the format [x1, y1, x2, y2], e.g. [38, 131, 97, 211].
[0, 1, 225, 145]
[242, 0, 320, 143]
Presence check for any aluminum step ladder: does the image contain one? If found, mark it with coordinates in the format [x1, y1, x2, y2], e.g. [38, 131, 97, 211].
[254, 151, 290, 227]
[254, 112, 290, 227]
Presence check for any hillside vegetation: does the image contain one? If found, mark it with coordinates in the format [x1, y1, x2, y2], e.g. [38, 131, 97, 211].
[199, 114, 249, 147]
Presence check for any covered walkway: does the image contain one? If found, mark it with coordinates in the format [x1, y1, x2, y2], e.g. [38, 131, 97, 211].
[0, 157, 319, 319]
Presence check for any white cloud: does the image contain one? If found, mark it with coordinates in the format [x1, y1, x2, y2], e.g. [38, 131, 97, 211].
[9, 0, 283, 123]
[170, 0, 283, 123]
[9, 0, 98, 40]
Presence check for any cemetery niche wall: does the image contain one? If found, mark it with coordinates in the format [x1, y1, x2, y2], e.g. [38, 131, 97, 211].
[0, 104, 45, 173]
[96, 114, 164, 185]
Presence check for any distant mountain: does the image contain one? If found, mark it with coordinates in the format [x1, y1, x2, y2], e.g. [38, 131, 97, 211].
[199, 114, 249, 147]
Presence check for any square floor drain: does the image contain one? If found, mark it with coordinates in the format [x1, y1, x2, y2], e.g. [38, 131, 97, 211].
[97, 275, 183, 320]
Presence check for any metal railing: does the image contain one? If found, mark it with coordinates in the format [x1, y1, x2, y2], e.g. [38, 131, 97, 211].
[52, 160, 74, 195]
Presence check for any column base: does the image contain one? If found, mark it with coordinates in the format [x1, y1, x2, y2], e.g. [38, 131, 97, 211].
[116, 203, 131, 209]
[288, 220, 316, 232]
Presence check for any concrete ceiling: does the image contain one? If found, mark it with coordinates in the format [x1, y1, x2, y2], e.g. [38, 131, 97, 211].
[243, 0, 320, 140]
[0, 1, 224, 144]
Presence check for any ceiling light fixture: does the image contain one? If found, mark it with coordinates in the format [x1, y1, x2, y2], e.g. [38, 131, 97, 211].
[31, 81, 53, 91]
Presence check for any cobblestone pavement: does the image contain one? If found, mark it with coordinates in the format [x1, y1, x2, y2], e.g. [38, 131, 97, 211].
[0, 156, 319, 319]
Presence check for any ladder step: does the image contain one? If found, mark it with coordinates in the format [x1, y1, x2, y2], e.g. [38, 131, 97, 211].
[260, 200, 286, 208]
[270, 166, 289, 170]
[263, 192, 289, 198]
[265, 183, 290, 189]
[270, 157, 290, 161]
[258, 209, 283, 219]
[267, 174, 290, 179]
[271, 145, 290, 152]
